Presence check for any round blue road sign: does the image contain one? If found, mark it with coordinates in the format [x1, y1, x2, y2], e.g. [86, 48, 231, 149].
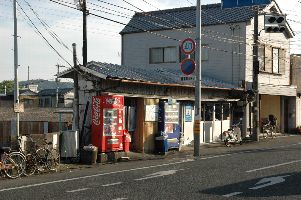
[180, 58, 196, 76]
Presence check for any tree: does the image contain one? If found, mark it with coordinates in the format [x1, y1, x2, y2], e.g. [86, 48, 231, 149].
[0, 80, 14, 94]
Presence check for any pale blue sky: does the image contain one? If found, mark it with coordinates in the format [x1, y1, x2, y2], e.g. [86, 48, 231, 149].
[0, 0, 300, 82]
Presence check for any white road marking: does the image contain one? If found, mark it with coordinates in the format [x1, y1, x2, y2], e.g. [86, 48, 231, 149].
[134, 169, 183, 181]
[0, 143, 300, 193]
[0, 159, 193, 192]
[249, 175, 290, 190]
[112, 198, 127, 200]
[246, 160, 301, 173]
[66, 188, 89, 193]
[102, 182, 123, 187]
[223, 192, 243, 197]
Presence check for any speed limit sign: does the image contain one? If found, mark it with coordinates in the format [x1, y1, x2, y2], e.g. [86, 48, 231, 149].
[180, 38, 196, 55]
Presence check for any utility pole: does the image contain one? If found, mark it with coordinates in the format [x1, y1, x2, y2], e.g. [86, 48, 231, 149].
[55, 64, 66, 107]
[253, 6, 260, 141]
[27, 66, 30, 87]
[13, 0, 20, 142]
[56, 64, 60, 108]
[72, 43, 80, 137]
[82, 0, 88, 67]
[193, 0, 202, 157]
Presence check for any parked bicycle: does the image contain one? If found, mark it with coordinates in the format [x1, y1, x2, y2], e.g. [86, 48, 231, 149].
[35, 139, 60, 172]
[262, 115, 277, 139]
[0, 147, 25, 179]
[12, 135, 38, 176]
[223, 122, 242, 147]
[23, 135, 60, 173]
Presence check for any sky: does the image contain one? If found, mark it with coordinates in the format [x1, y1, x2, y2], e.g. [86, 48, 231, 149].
[0, 0, 300, 82]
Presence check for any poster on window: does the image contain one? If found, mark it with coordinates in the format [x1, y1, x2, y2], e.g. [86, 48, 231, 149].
[145, 105, 159, 122]
[185, 105, 193, 122]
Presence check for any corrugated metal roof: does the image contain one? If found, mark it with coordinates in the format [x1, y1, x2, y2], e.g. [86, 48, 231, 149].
[86, 61, 239, 89]
[120, 3, 265, 34]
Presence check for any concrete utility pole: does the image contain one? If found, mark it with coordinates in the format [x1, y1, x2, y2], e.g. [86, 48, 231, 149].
[82, 0, 87, 67]
[56, 64, 66, 107]
[56, 64, 60, 108]
[27, 66, 30, 87]
[253, 6, 260, 141]
[193, 0, 202, 157]
[72, 43, 80, 134]
[13, 0, 20, 141]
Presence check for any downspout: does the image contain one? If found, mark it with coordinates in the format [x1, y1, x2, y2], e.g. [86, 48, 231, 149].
[121, 34, 124, 65]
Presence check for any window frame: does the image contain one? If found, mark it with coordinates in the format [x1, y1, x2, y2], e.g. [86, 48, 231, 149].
[272, 48, 280, 74]
[149, 46, 177, 64]
[259, 45, 265, 71]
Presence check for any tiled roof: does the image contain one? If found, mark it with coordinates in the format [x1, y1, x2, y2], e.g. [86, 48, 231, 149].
[6, 89, 38, 96]
[20, 89, 38, 96]
[0, 107, 73, 122]
[120, 3, 265, 34]
[38, 88, 73, 97]
[85, 61, 239, 89]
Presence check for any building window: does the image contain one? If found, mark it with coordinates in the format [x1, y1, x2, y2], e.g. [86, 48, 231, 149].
[150, 47, 177, 64]
[259, 45, 265, 71]
[261, 45, 285, 74]
[150, 48, 163, 63]
[45, 98, 50, 107]
[272, 48, 279, 73]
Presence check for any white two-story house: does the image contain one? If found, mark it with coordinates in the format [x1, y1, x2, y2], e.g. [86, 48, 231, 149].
[120, 1, 297, 135]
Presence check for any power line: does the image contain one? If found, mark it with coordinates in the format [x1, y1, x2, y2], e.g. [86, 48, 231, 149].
[16, 0, 73, 68]
[22, 0, 71, 52]
[122, 0, 144, 12]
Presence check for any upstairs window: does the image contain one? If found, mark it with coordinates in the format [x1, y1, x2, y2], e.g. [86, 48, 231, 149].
[272, 48, 279, 73]
[259, 45, 265, 71]
[259, 45, 285, 74]
[149, 47, 177, 64]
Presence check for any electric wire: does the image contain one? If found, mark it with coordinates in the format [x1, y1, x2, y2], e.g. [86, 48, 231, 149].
[6, 0, 301, 78]
[16, 0, 73, 68]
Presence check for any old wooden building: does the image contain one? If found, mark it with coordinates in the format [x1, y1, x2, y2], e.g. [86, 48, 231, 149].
[60, 61, 244, 153]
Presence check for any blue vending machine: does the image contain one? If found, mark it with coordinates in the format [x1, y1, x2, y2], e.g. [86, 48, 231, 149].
[156, 100, 181, 153]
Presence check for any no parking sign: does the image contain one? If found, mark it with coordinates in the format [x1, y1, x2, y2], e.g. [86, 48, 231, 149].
[180, 58, 196, 76]
[180, 38, 196, 76]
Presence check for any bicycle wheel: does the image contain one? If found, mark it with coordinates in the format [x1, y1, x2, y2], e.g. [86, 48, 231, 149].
[47, 149, 60, 172]
[36, 148, 48, 173]
[2, 155, 24, 179]
[9, 152, 26, 177]
[24, 154, 37, 176]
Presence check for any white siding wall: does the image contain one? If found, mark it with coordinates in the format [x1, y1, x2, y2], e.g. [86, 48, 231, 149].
[246, 15, 291, 86]
[122, 23, 247, 87]
[123, 16, 291, 89]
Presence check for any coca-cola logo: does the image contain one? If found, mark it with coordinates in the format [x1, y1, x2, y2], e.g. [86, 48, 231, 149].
[92, 97, 101, 125]
[105, 97, 121, 105]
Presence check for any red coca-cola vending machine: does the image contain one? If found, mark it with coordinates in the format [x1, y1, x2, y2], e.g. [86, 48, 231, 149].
[91, 95, 124, 153]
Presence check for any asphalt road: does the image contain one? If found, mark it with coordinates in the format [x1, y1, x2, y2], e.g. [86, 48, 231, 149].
[1, 135, 301, 200]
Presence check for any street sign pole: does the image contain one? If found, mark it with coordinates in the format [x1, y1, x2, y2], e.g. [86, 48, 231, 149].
[13, 0, 20, 144]
[194, 0, 201, 157]
[253, 6, 260, 141]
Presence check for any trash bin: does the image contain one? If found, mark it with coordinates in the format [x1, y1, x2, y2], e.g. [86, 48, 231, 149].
[80, 145, 98, 164]
[155, 134, 168, 154]
[123, 130, 131, 152]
